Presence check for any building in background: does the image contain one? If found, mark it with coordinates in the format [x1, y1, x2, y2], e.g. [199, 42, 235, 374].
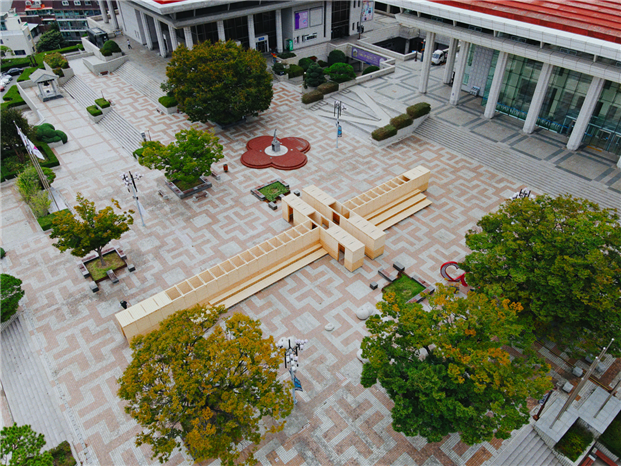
[0, 8, 36, 56]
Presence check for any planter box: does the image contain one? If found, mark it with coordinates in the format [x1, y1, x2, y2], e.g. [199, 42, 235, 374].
[88, 111, 105, 124]
[166, 176, 212, 199]
[82, 248, 127, 284]
[370, 114, 429, 148]
[251, 179, 290, 202]
[272, 72, 288, 83]
[157, 102, 177, 114]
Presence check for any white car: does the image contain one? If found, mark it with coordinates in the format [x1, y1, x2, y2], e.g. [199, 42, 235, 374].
[0, 77, 11, 86]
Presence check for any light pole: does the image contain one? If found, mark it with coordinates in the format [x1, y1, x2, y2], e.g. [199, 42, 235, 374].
[277, 337, 308, 405]
[120, 171, 146, 227]
[334, 100, 346, 148]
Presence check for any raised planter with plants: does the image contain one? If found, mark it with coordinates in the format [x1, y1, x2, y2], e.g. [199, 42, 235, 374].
[371, 102, 431, 147]
[157, 95, 178, 114]
[251, 179, 290, 202]
[87, 105, 105, 123]
[83, 247, 127, 283]
[94, 98, 112, 117]
[165, 176, 213, 199]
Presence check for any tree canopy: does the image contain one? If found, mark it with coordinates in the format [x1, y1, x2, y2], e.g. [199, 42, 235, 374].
[118, 305, 293, 466]
[461, 194, 621, 356]
[1, 274, 25, 323]
[163, 40, 273, 125]
[138, 127, 223, 186]
[50, 193, 133, 266]
[1, 107, 33, 158]
[0, 423, 53, 466]
[361, 285, 551, 445]
[36, 23, 67, 53]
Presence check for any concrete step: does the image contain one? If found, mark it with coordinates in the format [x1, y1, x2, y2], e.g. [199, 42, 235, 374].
[0, 317, 72, 449]
[114, 61, 165, 104]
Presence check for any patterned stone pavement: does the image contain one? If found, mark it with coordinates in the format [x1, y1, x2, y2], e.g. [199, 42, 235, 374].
[0, 47, 617, 466]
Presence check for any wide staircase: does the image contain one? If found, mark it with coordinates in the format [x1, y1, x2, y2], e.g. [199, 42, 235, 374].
[114, 62, 166, 104]
[491, 424, 563, 466]
[61, 76, 144, 155]
[0, 318, 72, 448]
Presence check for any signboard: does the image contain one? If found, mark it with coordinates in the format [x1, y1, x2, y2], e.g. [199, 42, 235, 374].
[295, 10, 308, 30]
[361, 0, 374, 22]
[294, 376, 303, 392]
[351, 46, 386, 67]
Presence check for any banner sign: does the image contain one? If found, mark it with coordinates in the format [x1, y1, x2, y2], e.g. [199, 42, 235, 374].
[351, 46, 386, 67]
[294, 376, 303, 392]
[361, 0, 374, 22]
[295, 11, 308, 30]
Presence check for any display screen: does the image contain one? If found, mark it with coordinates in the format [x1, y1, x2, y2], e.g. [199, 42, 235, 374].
[295, 11, 308, 30]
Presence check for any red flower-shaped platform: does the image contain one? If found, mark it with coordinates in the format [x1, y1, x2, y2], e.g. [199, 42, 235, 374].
[241, 136, 311, 170]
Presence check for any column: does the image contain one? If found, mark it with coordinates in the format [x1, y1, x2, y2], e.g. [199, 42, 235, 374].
[325, 1, 332, 40]
[483, 51, 509, 119]
[442, 37, 458, 84]
[98, 0, 108, 23]
[418, 31, 435, 94]
[168, 24, 178, 51]
[404, 39, 410, 54]
[247, 14, 256, 49]
[184, 26, 193, 49]
[106, 0, 118, 30]
[567, 77, 605, 151]
[522, 62, 554, 133]
[140, 11, 153, 50]
[217, 20, 225, 42]
[154, 18, 167, 57]
[275, 9, 283, 52]
[449, 40, 471, 106]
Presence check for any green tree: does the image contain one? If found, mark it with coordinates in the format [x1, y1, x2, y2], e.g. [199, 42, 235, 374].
[163, 40, 273, 125]
[18, 166, 56, 188]
[305, 62, 326, 87]
[118, 305, 293, 466]
[29, 191, 52, 218]
[138, 127, 223, 186]
[461, 194, 621, 356]
[36, 23, 66, 52]
[361, 285, 551, 445]
[0, 423, 53, 466]
[50, 193, 133, 266]
[1, 107, 33, 160]
[327, 49, 347, 65]
[0, 274, 25, 323]
[324, 63, 356, 83]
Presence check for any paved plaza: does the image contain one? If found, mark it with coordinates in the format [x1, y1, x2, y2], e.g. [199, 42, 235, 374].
[1, 34, 620, 466]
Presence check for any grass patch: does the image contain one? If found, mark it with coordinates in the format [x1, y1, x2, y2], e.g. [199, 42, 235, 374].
[95, 98, 110, 108]
[554, 422, 593, 461]
[84, 252, 125, 281]
[37, 209, 69, 231]
[384, 275, 426, 301]
[599, 411, 621, 457]
[49, 441, 77, 466]
[87, 105, 102, 116]
[1, 85, 26, 110]
[259, 181, 289, 202]
[173, 178, 204, 191]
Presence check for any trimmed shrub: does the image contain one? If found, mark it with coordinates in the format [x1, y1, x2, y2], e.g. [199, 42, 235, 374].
[158, 95, 177, 108]
[95, 98, 111, 108]
[406, 102, 432, 119]
[87, 105, 102, 116]
[287, 64, 304, 79]
[1, 85, 26, 110]
[34, 123, 66, 144]
[317, 82, 339, 95]
[362, 65, 380, 75]
[324, 63, 356, 83]
[328, 49, 347, 65]
[298, 57, 314, 71]
[100, 40, 122, 57]
[554, 423, 593, 461]
[317, 59, 328, 68]
[272, 62, 286, 75]
[43, 52, 68, 69]
[371, 124, 397, 141]
[301, 90, 323, 105]
[305, 63, 326, 87]
[390, 113, 413, 130]
[0, 247, 5, 259]
[277, 51, 296, 59]
[37, 209, 69, 232]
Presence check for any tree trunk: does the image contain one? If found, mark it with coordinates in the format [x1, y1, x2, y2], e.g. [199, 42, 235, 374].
[98, 247, 105, 267]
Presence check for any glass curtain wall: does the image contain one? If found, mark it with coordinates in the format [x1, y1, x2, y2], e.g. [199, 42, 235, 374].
[481, 50, 500, 105]
[223, 16, 249, 48]
[582, 81, 621, 156]
[191, 22, 219, 45]
[493, 55, 542, 120]
[253, 10, 277, 51]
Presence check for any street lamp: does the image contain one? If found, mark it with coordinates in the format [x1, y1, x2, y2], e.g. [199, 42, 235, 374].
[120, 171, 146, 227]
[277, 337, 308, 405]
[334, 100, 346, 148]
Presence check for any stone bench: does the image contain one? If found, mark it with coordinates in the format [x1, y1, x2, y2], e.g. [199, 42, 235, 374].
[107, 269, 119, 284]
[77, 262, 90, 278]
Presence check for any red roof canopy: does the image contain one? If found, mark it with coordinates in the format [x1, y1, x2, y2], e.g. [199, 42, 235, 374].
[429, 0, 621, 44]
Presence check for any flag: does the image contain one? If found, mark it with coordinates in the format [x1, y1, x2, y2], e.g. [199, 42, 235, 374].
[294, 376, 303, 392]
[14, 122, 44, 160]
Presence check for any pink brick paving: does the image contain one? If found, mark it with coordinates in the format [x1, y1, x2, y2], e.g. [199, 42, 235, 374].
[0, 72, 527, 465]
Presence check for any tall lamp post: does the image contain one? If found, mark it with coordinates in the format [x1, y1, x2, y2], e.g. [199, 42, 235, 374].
[277, 337, 308, 405]
[334, 100, 346, 148]
[120, 171, 146, 227]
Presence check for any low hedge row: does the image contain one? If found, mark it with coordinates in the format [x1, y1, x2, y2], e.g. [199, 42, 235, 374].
[372, 125, 397, 141]
[317, 82, 339, 94]
[301, 90, 323, 104]
[1, 85, 26, 110]
[158, 95, 177, 108]
[87, 105, 102, 116]
[390, 114, 413, 130]
[407, 102, 431, 119]
[277, 51, 296, 59]
[362, 65, 380, 75]
[95, 98, 110, 108]
[37, 209, 69, 231]
[1, 44, 83, 72]
[287, 64, 304, 79]
[0, 141, 60, 182]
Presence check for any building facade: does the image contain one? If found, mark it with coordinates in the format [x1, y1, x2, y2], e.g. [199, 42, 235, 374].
[0, 8, 36, 55]
[386, 0, 621, 159]
[117, 0, 375, 58]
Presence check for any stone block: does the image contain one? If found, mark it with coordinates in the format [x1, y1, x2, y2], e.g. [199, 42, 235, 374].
[378, 268, 397, 282]
[393, 261, 405, 272]
[572, 366, 584, 377]
[370, 282, 378, 290]
[268, 202, 278, 211]
[293, 189, 301, 197]
[128, 264, 136, 272]
[562, 381, 573, 393]
[89, 282, 99, 293]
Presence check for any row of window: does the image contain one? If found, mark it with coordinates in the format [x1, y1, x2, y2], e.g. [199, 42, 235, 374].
[26, 0, 91, 5]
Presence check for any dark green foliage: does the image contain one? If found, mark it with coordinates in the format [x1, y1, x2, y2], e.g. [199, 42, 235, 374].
[43, 52, 68, 69]
[52, 68, 64, 78]
[324, 63, 356, 83]
[461, 194, 621, 357]
[317, 59, 328, 68]
[34, 123, 68, 144]
[390, 114, 413, 130]
[100, 40, 121, 57]
[1, 107, 32, 153]
[362, 65, 380, 75]
[599, 412, 621, 457]
[49, 441, 77, 466]
[1, 85, 25, 110]
[301, 90, 323, 104]
[287, 64, 304, 78]
[1, 274, 24, 322]
[133, 148, 144, 160]
[37, 27, 67, 53]
[371, 124, 397, 141]
[406, 102, 431, 119]
[87, 105, 102, 116]
[277, 51, 296, 59]
[37, 209, 69, 232]
[17, 67, 40, 82]
[158, 95, 177, 108]
[2, 44, 82, 72]
[95, 98, 110, 108]
[327, 49, 347, 65]
[1, 141, 60, 183]
[305, 63, 326, 87]
[258, 181, 289, 202]
[298, 57, 314, 71]
[272, 62, 286, 75]
[0, 423, 53, 466]
[0, 248, 5, 259]
[317, 81, 338, 94]
[554, 423, 593, 461]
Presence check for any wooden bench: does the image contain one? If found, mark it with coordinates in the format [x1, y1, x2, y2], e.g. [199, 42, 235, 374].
[158, 189, 170, 200]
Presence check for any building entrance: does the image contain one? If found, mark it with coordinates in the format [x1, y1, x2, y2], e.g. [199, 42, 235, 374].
[255, 35, 269, 53]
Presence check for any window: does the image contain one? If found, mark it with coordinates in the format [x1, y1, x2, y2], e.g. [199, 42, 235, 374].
[62, 0, 69, 5]
[15, 50, 26, 55]
[309, 7, 323, 27]
[74, 0, 81, 5]
[85, 0, 91, 4]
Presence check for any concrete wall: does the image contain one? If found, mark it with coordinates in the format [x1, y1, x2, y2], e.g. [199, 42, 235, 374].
[83, 55, 128, 75]
[463, 44, 494, 94]
[118, 2, 143, 43]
